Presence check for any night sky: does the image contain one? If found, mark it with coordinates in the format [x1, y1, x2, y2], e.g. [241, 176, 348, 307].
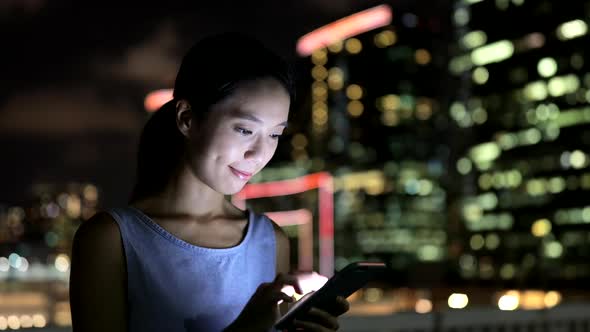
[0, 0, 448, 207]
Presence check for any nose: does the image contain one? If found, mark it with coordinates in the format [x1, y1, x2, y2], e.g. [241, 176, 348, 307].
[243, 136, 266, 162]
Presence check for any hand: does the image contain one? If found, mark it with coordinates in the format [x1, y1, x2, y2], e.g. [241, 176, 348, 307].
[225, 273, 303, 332]
[287, 296, 350, 331]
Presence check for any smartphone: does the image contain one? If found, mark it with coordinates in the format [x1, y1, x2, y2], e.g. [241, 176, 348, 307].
[274, 261, 388, 330]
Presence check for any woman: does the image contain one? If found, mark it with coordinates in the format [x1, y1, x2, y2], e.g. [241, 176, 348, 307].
[69, 32, 349, 332]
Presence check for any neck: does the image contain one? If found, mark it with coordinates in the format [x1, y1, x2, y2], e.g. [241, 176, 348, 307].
[132, 163, 239, 220]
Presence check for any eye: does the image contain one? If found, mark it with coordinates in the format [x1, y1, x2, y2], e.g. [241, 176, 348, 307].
[270, 133, 283, 140]
[234, 127, 253, 135]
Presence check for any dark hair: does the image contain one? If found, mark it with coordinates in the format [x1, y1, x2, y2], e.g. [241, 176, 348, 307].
[129, 32, 295, 203]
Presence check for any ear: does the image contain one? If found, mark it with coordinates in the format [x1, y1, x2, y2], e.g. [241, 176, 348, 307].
[175, 100, 193, 138]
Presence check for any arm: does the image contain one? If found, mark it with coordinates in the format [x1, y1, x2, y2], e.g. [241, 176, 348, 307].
[271, 220, 292, 316]
[69, 212, 127, 332]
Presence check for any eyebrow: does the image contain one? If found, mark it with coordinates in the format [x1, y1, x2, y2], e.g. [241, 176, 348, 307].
[231, 110, 289, 127]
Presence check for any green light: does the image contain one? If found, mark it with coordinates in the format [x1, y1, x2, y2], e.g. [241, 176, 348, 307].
[462, 30, 487, 49]
[471, 40, 514, 66]
[524, 81, 548, 101]
[469, 142, 501, 162]
[457, 157, 473, 174]
[544, 241, 563, 258]
[473, 67, 489, 84]
[470, 234, 485, 250]
[537, 57, 557, 77]
[557, 19, 588, 41]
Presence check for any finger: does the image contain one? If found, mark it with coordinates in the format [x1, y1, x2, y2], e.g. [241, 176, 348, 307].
[271, 291, 295, 304]
[273, 273, 303, 294]
[293, 318, 333, 332]
[333, 297, 350, 316]
[304, 307, 339, 330]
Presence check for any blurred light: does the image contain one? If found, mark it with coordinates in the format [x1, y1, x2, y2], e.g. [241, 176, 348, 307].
[0, 257, 9, 272]
[473, 67, 489, 84]
[6, 316, 19, 330]
[311, 48, 327, 64]
[462, 30, 487, 49]
[32, 315, 46, 328]
[571, 53, 584, 69]
[346, 84, 363, 100]
[312, 65, 328, 81]
[463, 0, 483, 4]
[345, 38, 362, 54]
[0, 316, 6, 330]
[544, 241, 563, 258]
[570, 150, 587, 169]
[449, 54, 473, 74]
[469, 142, 501, 163]
[415, 49, 431, 65]
[556, 19, 588, 41]
[470, 234, 485, 250]
[485, 233, 500, 250]
[296, 5, 393, 56]
[19, 315, 32, 329]
[532, 219, 552, 237]
[415, 299, 433, 313]
[471, 40, 514, 66]
[537, 58, 557, 77]
[382, 110, 399, 126]
[544, 291, 562, 308]
[327, 41, 343, 53]
[8, 253, 21, 269]
[55, 254, 70, 273]
[522, 32, 545, 49]
[347, 101, 364, 117]
[327, 67, 344, 90]
[498, 292, 520, 311]
[453, 7, 470, 26]
[144, 89, 173, 113]
[448, 293, 469, 309]
[496, 0, 509, 10]
[380, 94, 400, 111]
[374, 30, 397, 48]
[500, 264, 516, 279]
[524, 81, 548, 101]
[291, 134, 308, 150]
[472, 107, 487, 124]
[364, 288, 383, 302]
[417, 245, 443, 261]
[282, 272, 328, 300]
[312, 81, 328, 98]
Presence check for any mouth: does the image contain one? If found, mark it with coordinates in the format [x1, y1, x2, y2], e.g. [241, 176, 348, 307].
[229, 166, 253, 181]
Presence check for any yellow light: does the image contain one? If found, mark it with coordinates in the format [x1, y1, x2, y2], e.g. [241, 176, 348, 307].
[381, 94, 400, 111]
[0, 316, 6, 330]
[500, 264, 516, 279]
[537, 57, 557, 77]
[345, 38, 362, 54]
[416, 99, 433, 120]
[524, 81, 548, 101]
[498, 292, 520, 311]
[544, 241, 563, 258]
[544, 291, 562, 308]
[347, 101, 364, 117]
[462, 30, 487, 49]
[374, 30, 397, 48]
[557, 19, 588, 40]
[32, 314, 46, 328]
[327, 67, 344, 90]
[448, 293, 469, 309]
[469, 142, 501, 163]
[346, 84, 363, 100]
[312, 81, 328, 98]
[415, 49, 431, 65]
[311, 48, 327, 64]
[311, 66, 328, 81]
[415, 299, 433, 313]
[364, 288, 383, 302]
[6, 316, 19, 330]
[327, 41, 343, 53]
[472, 67, 489, 84]
[19, 315, 33, 329]
[570, 150, 587, 169]
[291, 134, 308, 149]
[485, 233, 500, 250]
[449, 54, 474, 74]
[382, 110, 399, 126]
[471, 40, 514, 66]
[531, 218, 552, 237]
[55, 254, 70, 272]
[470, 234, 485, 250]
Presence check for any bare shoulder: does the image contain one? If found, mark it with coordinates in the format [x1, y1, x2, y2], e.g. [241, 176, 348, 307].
[74, 211, 120, 243]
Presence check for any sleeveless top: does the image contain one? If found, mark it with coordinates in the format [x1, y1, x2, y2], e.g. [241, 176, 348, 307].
[106, 206, 277, 332]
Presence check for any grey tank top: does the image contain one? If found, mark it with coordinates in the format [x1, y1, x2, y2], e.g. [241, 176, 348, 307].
[107, 206, 277, 332]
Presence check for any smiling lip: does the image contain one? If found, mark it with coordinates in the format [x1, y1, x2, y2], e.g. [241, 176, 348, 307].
[229, 166, 253, 180]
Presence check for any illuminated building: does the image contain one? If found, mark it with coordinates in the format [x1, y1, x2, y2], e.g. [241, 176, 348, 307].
[450, 0, 590, 286]
[266, 3, 456, 280]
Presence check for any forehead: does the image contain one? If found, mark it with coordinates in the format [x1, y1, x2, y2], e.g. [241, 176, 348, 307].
[211, 78, 291, 119]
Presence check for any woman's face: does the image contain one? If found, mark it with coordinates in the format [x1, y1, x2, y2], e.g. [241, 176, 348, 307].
[187, 78, 290, 195]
